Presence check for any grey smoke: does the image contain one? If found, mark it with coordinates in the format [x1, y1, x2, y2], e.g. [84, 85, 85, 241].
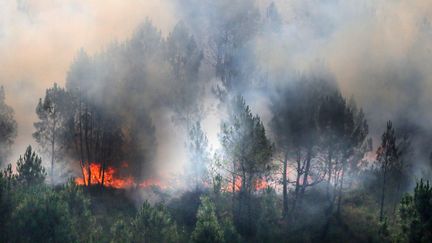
[2, 0, 432, 183]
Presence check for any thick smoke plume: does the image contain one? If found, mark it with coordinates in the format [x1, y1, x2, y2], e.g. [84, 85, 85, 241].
[2, 0, 432, 183]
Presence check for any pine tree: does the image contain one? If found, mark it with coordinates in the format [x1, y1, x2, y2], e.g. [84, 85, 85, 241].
[270, 77, 337, 218]
[376, 121, 400, 222]
[256, 188, 282, 242]
[398, 179, 432, 242]
[0, 86, 17, 166]
[191, 196, 224, 243]
[187, 121, 209, 188]
[220, 95, 273, 235]
[132, 201, 179, 242]
[33, 83, 72, 184]
[16, 146, 46, 186]
[166, 21, 204, 125]
[212, 0, 260, 99]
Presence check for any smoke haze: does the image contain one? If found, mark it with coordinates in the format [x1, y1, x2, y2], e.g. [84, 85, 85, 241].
[0, 0, 177, 161]
[2, 0, 432, 177]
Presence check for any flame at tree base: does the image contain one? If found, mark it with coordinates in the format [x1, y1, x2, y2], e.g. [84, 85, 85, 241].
[75, 163, 269, 191]
[75, 162, 165, 189]
[225, 176, 269, 192]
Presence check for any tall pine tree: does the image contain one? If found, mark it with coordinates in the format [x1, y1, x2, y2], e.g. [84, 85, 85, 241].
[376, 121, 400, 222]
[33, 83, 72, 184]
[220, 95, 272, 235]
[16, 146, 46, 186]
[0, 86, 17, 166]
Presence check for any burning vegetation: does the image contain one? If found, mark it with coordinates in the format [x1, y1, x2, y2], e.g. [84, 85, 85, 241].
[224, 176, 269, 193]
[2, 0, 432, 242]
[75, 162, 165, 189]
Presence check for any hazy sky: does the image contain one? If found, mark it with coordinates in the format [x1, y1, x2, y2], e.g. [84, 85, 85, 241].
[0, 0, 177, 160]
[2, 0, 432, 166]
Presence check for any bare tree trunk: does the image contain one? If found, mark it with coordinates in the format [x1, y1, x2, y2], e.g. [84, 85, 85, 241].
[246, 173, 253, 232]
[380, 166, 387, 222]
[101, 161, 106, 187]
[336, 161, 346, 215]
[291, 150, 302, 215]
[50, 118, 56, 185]
[300, 147, 312, 196]
[73, 126, 86, 186]
[231, 159, 237, 223]
[232, 160, 236, 195]
[84, 105, 92, 187]
[331, 157, 340, 208]
[78, 97, 86, 186]
[326, 149, 333, 201]
[282, 151, 289, 219]
[392, 179, 401, 215]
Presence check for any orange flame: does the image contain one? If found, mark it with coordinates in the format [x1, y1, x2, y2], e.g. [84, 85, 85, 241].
[75, 162, 165, 189]
[139, 178, 166, 189]
[254, 179, 268, 191]
[224, 176, 268, 192]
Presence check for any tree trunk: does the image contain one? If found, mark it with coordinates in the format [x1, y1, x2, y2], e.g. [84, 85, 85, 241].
[336, 160, 346, 215]
[74, 127, 86, 186]
[50, 118, 56, 185]
[101, 161, 106, 187]
[379, 165, 387, 222]
[78, 97, 86, 186]
[291, 150, 302, 215]
[300, 147, 312, 196]
[326, 149, 333, 201]
[282, 151, 289, 219]
[232, 160, 236, 193]
[231, 159, 237, 221]
[392, 179, 401, 215]
[84, 105, 92, 187]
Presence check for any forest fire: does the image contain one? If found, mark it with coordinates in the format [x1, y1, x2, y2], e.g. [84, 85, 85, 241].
[254, 178, 269, 191]
[226, 176, 269, 192]
[75, 162, 165, 189]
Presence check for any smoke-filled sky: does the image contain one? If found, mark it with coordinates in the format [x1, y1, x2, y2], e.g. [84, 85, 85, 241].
[1, 0, 432, 169]
[254, 0, 432, 131]
[0, 0, 177, 160]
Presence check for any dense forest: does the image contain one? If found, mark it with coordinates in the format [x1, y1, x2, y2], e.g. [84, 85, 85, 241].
[1, 1, 432, 242]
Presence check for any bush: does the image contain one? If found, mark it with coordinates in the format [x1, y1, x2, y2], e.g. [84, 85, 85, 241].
[10, 187, 75, 243]
[110, 218, 133, 243]
[16, 146, 46, 186]
[132, 201, 180, 242]
[397, 179, 432, 242]
[191, 196, 224, 243]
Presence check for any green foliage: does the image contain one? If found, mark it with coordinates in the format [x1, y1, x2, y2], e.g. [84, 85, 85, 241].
[220, 217, 242, 243]
[16, 146, 46, 186]
[220, 95, 273, 196]
[220, 95, 273, 235]
[397, 179, 432, 243]
[9, 187, 75, 243]
[169, 189, 204, 230]
[58, 181, 102, 242]
[256, 188, 282, 242]
[132, 201, 179, 242]
[187, 121, 209, 187]
[378, 218, 392, 242]
[110, 218, 133, 243]
[166, 21, 204, 123]
[0, 86, 17, 166]
[191, 196, 224, 243]
[33, 83, 73, 181]
[0, 2, 426, 242]
[0, 168, 100, 243]
[339, 190, 382, 240]
[0, 168, 13, 242]
[375, 121, 403, 222]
